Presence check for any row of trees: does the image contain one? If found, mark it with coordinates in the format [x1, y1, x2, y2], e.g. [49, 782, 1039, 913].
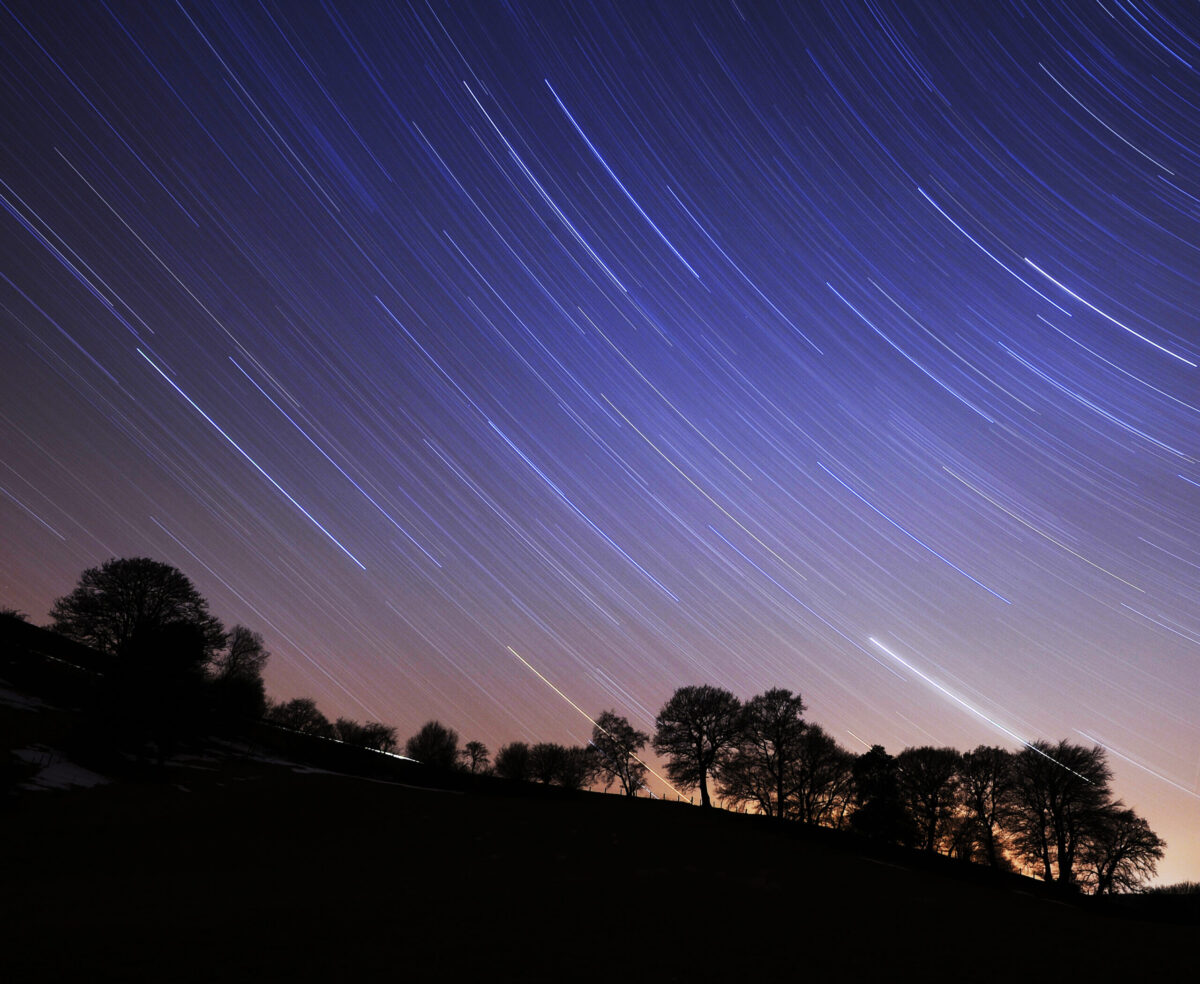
[264, 697, 398, 753]
[393, 721, 600, 789]
[644, 684, 1164, 893]
[31, 558, 1166, 893]
[394, 712, 653, 796]
[396, 684, 1165, 893]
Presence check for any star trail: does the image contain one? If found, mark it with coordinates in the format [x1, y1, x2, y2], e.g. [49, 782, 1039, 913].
[2, 2, 1198, 881]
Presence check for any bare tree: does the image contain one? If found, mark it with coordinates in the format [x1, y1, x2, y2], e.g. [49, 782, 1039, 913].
[591, 711, 649, 796]
[1007, 740, 1113, 886]
[652, 684, 742, 808]
[792, 723, 855, 827]
[460, 740, 490, 774]
[718, 688, 806, 819]
[1079, 807, 1165, 894]
[958, 745, 1016, 868]
[211, 626, 268, 683]
[896, 746, 962, 853]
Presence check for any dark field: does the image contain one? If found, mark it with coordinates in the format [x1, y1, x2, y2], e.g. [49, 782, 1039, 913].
[3, 741, 1193, 983]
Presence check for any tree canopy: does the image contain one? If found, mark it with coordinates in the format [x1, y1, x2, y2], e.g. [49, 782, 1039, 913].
[405, 720, 460, 768]
[1080, 807, 1166, 894]
[529, 742, 568, 785]
[334, 718, 398, 753]
[493, 741, 532, 781]
[896, 746, 962, 853]
[267, 697, 334, 738]
[653, 684, 742, 808]
[849, 745, 918, 847]
[50, 557, 225, 662]
[958, 745, 1016, 868]
[1009, 740, 1116, 887]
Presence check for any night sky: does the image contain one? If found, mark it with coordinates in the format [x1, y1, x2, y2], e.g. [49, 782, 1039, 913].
[3, 2, 1198, 881]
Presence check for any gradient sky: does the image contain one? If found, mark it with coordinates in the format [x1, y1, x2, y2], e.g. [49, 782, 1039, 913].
[2, 1, 1197, 881]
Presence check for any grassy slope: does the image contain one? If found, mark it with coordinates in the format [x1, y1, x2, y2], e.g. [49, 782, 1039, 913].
[3, 747, 1192, 983]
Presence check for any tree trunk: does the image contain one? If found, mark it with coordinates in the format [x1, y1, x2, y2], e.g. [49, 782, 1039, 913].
[983, 828, 998, 868]
[1056, 829, 1073, 885]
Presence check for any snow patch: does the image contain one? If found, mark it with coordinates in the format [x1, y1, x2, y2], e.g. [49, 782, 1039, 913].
[14, 745, 108, 791]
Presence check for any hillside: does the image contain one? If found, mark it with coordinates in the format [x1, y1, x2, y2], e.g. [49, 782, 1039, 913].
[3, 717, 1194, 982]
[2, 620, 1195, 982]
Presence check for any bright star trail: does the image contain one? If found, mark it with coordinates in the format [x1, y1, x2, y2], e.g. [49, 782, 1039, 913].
[1, 2, 1197, 882]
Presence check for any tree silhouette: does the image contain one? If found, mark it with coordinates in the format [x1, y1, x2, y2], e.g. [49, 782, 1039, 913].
[652, 684, 741, 808]
[1008, 740, 1113, 886]
[335, 717, 367, 745]
[50, 557, 225, 662]
[524, 742, 598, 789]
[556, 745, 599, 791]
[850, 745, 918, 847]
[460, 740, 490, 774]
[211, 626, 268, 683]
[334, 718, 398, 753]
[493, 741, 531, 781]
[958, 746, 1016, 868]
[791, 723, 855, 827]
[209, 625, 269, 720]
[268, 697, 333, 738]
[1079, 807, 1165, 894]
[405, 720, 459, 769]
[896, 746, 962, 853]
[358, 721, 398, 753]
[718, 688, 806, 819]
[591, 711, 649, 796]
[529, 742, 568, 784]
